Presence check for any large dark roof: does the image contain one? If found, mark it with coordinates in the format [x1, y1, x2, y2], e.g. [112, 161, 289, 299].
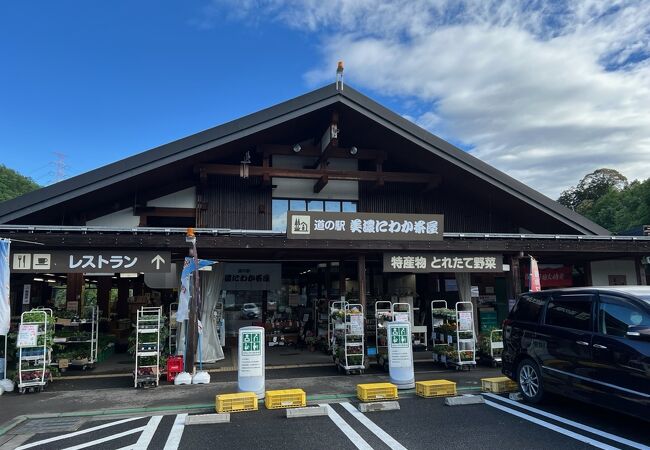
[0, 83, 609, 235]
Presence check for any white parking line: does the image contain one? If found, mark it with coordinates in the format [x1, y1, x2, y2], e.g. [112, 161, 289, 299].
[132, 415, 163, 449]
[320, 404, 373, 450]
[340, 402, 407, 450]
[60, 426, 146, 450]
[15, 417, 143, 450]
[484, 400, 619, 450]
[483, 393, 650, 450]
[163, 414, 188, 450]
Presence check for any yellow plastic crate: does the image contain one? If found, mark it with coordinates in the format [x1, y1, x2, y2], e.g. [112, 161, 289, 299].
[481, 377, 518, 394]
[264, 389, 307, 409]
[216, 392, 258, 413]
[416, 380, 457, 398]
[357, 383, 398, 402]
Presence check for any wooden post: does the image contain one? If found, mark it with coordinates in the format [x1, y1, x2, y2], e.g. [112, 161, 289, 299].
[636, 257, 647, 285]
[357, 255, 366, 311]
[510, 256, 522, 298]
[97, 276, 112, 317]
[66, 273, 83, 313]
[117, 277, 129, 319]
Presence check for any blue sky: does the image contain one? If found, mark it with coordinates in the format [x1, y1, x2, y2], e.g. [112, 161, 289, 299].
[2, 1, 649, 198]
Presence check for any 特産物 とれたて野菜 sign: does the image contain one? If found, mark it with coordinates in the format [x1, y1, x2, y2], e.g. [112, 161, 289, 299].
[383, 253, 504, 273]
[286, 212, 444, 241]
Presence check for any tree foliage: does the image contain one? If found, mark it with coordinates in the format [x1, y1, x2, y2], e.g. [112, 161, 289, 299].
[0, 164, 40, 203]
[557, 168, 628, 213]
[558, 168, 650, 234]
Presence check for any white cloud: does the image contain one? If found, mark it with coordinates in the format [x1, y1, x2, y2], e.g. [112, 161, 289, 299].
[209, 0, 650, 198]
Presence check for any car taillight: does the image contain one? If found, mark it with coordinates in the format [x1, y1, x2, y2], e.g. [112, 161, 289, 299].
[502, 319, 512, 327]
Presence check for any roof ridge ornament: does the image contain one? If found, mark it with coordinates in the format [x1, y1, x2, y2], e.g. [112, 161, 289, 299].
[336, 60, 344, 91]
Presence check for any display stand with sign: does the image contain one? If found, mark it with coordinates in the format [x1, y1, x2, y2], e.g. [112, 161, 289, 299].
[238, 326, 265, 399]
[449, 302, 476, 371]
[387, 321, 415, 389]
[169, 302, 178, 354]
[18, 308, 53, 394]
[134, 306, 162, 388]
[213, 301, 225, 348]
[375, 301, 392, 370]
[328, 300, 346, 354]
[53, 306, 99, 370]
[332, 303, 365, 375]
[431, 300, 452, 364]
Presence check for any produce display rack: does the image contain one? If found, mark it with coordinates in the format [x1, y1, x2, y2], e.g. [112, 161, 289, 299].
[333, 303, 365, 375]
[448, 301, 476, 371]
[213, 301, 225, 347]
[375, 300, 392, 370]
[53, 306, 99, 370]
[479, 329, 503, 367]
[327, 300, 346, 354]
[431, 300, 476, 370]
[18, 308, 53, 394]
[134, 306, 162, 388]
[169, 302, 178, 354]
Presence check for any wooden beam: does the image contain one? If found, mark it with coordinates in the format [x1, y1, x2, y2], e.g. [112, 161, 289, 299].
[194, 163, 440, 185]
[314, 175, 329, 193]
[259, 144, 385, 161]
[134, 207, 196, 217]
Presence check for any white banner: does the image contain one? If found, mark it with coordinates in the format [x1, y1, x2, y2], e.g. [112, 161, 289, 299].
[0, 240, 10, 335]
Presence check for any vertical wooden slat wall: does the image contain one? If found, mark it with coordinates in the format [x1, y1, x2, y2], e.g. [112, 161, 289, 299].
[204, 176, 272, 229]
[358, 182, 515, 233]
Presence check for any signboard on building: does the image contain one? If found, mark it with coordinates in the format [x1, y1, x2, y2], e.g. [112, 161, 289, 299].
[523, 266, 573, 288]
[383, 253, 503, 273]
[10, 251, 171, 273]
[223, 263, 281, 291]
[286, 212, 443, 241]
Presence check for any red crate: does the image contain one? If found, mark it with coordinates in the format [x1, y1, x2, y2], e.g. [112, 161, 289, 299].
[167, 356, 184, 382]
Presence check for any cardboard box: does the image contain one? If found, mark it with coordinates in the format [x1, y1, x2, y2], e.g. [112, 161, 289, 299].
[58, 359, 69, 369]
[56, 318, 72, 326]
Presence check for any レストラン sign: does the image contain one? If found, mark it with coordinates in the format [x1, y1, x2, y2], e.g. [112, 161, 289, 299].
[10, 251, 171, 273]
[383, 253, 503, 273]
[286, 212, 444, 241]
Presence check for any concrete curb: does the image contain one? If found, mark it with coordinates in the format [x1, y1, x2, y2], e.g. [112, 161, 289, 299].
[185, 413, 230, 425]
[286, 406, 328, 418]
[358, 401, 400, 412]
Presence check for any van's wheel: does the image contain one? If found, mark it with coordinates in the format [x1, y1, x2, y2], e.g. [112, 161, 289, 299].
[517, 359, 544, 403]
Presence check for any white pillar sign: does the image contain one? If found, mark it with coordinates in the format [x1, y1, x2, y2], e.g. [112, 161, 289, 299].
[238, 326, 265, 399]
[387, 322, 415, 389]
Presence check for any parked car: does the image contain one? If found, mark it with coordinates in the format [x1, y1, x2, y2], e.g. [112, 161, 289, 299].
[502, 286, 650, 418]
[240, 303, 261, 319]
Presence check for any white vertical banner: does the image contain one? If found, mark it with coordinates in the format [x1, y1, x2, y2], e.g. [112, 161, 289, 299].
[0, 239, 10, 336]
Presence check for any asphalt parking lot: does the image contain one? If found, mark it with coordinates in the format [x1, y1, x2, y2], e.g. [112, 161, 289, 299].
[11, 393, 650, 450]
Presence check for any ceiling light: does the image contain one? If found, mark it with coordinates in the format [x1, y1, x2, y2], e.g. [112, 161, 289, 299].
[293, 144, 301, 153]
[350, 146, 358, 155]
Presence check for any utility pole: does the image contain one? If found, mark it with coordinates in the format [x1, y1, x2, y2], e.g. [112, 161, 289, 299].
[185, 228, 201, 372]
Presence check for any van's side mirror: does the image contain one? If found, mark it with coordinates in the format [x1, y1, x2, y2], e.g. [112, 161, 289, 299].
[626, 326, 650, 341]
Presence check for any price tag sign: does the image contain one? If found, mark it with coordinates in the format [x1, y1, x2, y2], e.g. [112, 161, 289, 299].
[394, 312, 409, 323]
[458, 311, 473, 332]
[349, 314, 364, 335]
[17, 324, 38, 348]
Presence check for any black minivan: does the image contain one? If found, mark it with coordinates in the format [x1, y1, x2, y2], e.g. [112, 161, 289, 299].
[502, 287, 650, 417]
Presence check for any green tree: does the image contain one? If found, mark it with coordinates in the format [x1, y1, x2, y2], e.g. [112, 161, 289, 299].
[557, 168, 628, 212]
[586, 179, 650, 234]
[0, 164, 40, 202]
